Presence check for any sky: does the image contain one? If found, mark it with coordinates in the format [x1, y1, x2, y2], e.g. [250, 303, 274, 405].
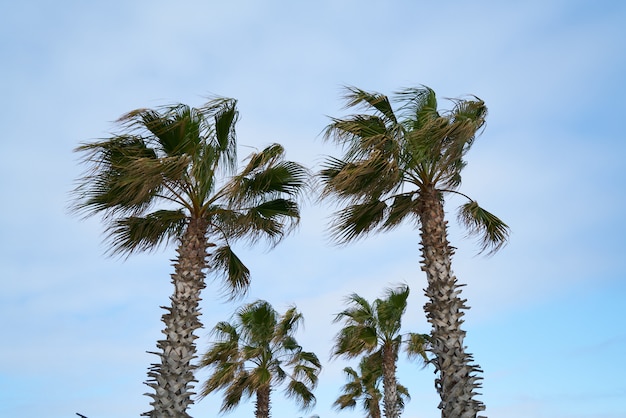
[1, 1, 625, 417]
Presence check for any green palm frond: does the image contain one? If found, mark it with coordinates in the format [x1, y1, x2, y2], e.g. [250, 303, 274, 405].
[405, 333, 431, 363]
[458, 200, 510, 255]
[382, 193, 418, 230]
[292, 359, 322, 385]
[72, 136, 164, 218]
[334, 393, 359, 410]
[220, 372, 250, 412]
[212, 99, 238, 162]
[336, 293, 376, 325]
[275, 306, 303, 341]
[285, 380, 316, 410]
[333, 325, 378, 358]
[330, 200, 388, 243]
[244, 199, 300, 239]
[210, 245, 251, 298]
[106, 210, 186, 256]
[343, 86, 398, 125]
[375, 285, 409, 337]
[229, 144, 309, 203]
[333, 356, 383, 417]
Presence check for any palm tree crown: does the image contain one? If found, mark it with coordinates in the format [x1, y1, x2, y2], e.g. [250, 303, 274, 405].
[200, 300, 322, 418]
[333, 285, 428, 418]
[72, 98, 309, 417]
[321, 86, 509, 418]
[74, 98, 308, 293]
[320, 86, 508, 254]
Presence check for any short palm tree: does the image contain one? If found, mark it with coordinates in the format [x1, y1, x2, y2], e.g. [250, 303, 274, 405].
[333, 285, 428, 418]
[334, 354, 412, 418]
[200, 300, 322, 418]
[71, 98, 308, 417]
[321, 86, 509, 418]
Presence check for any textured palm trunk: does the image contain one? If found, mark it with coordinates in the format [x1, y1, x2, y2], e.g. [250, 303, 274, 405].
[255, 385, 271, 418]
[371, 402, 382, 418]
[381, 344, 399, 418]
[143, 217, 209, 418]
[418, 189, 486, 418]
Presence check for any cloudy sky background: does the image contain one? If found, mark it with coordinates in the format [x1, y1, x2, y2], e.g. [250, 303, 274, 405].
[2, 1, 625, 417]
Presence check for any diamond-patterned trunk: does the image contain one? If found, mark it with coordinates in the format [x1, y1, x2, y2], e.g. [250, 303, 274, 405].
[255, 385, 271, 418]
[418, 189, 486, 418]
[142, 217, 209, 417]
[382, 343, 399, 418]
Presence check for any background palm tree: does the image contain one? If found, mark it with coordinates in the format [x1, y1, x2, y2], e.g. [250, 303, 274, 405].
[200, 300, 322, 418]
[320, 86, 509, 418]
[334, 354, 412, 418]
[333, 285, 428, 418]
[72, 98, 308, 417]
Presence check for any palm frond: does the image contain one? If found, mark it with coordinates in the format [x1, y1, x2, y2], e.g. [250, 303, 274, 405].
[382, 193, 419, 231]
[71, 136, 167, 218]
[375, 285, 409, 337]
[395, 86, 439, 130]
[210, 245, 251, 298]
[230, 199, 300, 246]
[342, 86, 398, 124]
[330, 200, 388, 243]
[197, 96, 239, 175]
[229, 145, 310, 204]
[457, 200, 510, 255]
[285, 380, 316, 409]
[405, 332, 431, 363]
[275, 306, 303, 341]
[105, 210, 187, 256]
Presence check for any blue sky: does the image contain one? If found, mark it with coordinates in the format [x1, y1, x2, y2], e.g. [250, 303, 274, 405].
[1, 1, 625, 417]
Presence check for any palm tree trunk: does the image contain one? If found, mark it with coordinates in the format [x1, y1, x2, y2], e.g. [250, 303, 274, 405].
[381, 344, 399, 418]
[255, 385, 271, 418]
[418, 190, 486, 418]
[143, 217, 209, 418]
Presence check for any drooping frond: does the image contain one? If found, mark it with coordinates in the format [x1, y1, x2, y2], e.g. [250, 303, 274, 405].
[72, 136, 168, 218]
[382, 192, 419, 231]
[330, 200, 388, 243]
[236, 199, 300, 245]
[405, 332, 431, 363]
[285, 379, 317, 410]
[210, 245, 251, 298]
[457, 200, 510, 255]
[106, 210, 187, 256]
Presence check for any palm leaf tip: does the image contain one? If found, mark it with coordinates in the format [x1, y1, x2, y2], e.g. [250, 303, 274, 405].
[458, 200, 510, 255]
[211, 245, 251, 299]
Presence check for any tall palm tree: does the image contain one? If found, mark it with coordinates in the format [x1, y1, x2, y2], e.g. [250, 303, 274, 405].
[71, 98, 308, 417]
[199, 300, 322, 418]
[333, 285, 428, 418]
[320, 86, 510, 418]
[334, 354, 412, 418]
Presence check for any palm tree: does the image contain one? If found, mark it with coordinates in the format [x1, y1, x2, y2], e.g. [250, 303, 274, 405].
[332, 285, 429, 418]
[71, 98, 308, 417]
[334, 354, 412, 418]
[320, 86, 510, 418]
[199, 300, 322, 418]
